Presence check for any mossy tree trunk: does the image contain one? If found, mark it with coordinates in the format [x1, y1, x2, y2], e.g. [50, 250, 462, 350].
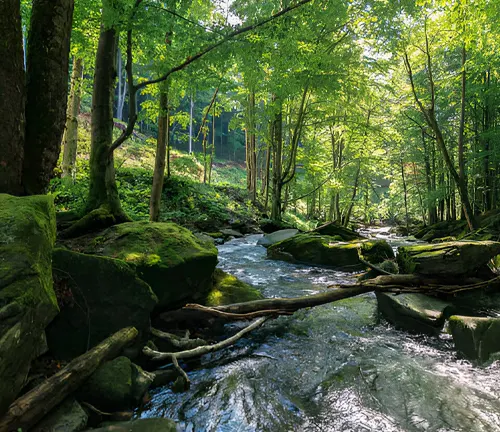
[0, 0, 25, 195]
[150, 88, 169, 222]
[62, 57, 84, 183]
[23, 0, 75, 195]
[86, 26, 127, 220]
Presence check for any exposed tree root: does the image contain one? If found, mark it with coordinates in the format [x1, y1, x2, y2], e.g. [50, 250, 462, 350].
[59, 206, 131, 239]
[151, 328, 207, 350]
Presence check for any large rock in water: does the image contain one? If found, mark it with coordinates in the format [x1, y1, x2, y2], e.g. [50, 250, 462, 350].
[449, 315, 500, 363]
[204, 269, 263, 306]
[397, 241, 500, 277]
[257, 229, 299, 247]
[0, 194, 59, 415]
[78, 357, 154, 412]
[376, 292, 454, 335]
[68, 222, 218, 309]
[46, 249, 158, 360]
[312, 222, 366, 241]
[267, 233, 394, 270]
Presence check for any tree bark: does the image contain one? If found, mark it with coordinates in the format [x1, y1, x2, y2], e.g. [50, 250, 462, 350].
[0, 327, 138, 432]
[150, 89, 169, 222]
[23, 0, 75, 195]
[271, 97, 283, 220]
[86, 26, 126, 218]
[0, 0, 25, 195]
[62, 57, 84, 183]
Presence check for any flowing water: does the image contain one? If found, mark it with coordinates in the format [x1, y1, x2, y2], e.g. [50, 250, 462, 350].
[142, 231, 500, 432]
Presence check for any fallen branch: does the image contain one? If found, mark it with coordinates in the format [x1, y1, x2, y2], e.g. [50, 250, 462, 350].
[151, 328, 207, 350]
[144, 317, 269, 362]
[183, 303, 295, 320]
[0, 327, 138, 432]
[359, 257, 394, 275]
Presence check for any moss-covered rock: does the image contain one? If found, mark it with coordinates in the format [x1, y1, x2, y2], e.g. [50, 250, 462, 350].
[79, 357, 154, 412]
[205, 269, 263, 306]
[47, 249, 157, 360]
[397, 241, 500, 277]
[267, 234, 394, 270]
[449, 315, 500, 363]
[358, 260, 399, 282]
[91, 418, 177, 432]
[376, 292, 454, 335]
[0, 194, 59, 415]
[66, 222, 218, 309]
[312, 222, 366, 241]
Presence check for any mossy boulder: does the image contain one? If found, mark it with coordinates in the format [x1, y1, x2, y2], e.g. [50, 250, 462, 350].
[312, 222, 366, 241]
[68, 222, 218, 309]
[397, 241, 500, 277]
[0, 194, 59, 415]
[267, 234, 394, 270]
[92, 419, 177, 432]
[204, 269, 263, 306]
[46, 249, 158, 360]
[376, 292, 454, 335]
[79, 357, 154, 412]
[449, 315, 500, 363]
[358, 260, 399, 282]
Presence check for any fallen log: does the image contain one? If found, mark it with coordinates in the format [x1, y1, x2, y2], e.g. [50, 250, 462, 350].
[151, 328, 207, 350]
[0, 327, 138, 432]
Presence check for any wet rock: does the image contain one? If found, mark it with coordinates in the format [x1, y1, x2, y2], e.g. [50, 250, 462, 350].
[91, 418, 177, 432]
[204, 269, 263, 306]
[259, 218, 295, 234]
[312, 222, 366, 241]
[267, 234, 394, 270]
[397, 241, 500, 277]
[0, 194, 59, 415]
[220, 228, 244, 238]
[257, 229, 299, 247]
[78, 357, 154, 412]
[47, 249, 157, 360]
[449, 315, 500, 363]
[376, 292, 454, 335]
[64, 222, 218, 309]
[32, 399, 88, 432]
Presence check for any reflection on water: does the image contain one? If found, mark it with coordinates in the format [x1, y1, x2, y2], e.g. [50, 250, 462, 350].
[142, 234, 500, 432]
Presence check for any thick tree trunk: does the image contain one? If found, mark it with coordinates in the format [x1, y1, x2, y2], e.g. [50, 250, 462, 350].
[23, 0, 74, 195]
[86, 26, 126, 218]
[245, 92, 257, 201]
[0, 327, 138, 432]
[62, 57, 84, 183]
[150, 90, 169, 222]
[0, 0, 25, 195]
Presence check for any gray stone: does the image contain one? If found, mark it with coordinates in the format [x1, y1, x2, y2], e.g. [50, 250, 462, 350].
[220, 228, 243, 238]
[257, 229, 299, 247]
[376, 292, 454, 335]
[449, 315, 500, 363]
[32, 399, 88, 432]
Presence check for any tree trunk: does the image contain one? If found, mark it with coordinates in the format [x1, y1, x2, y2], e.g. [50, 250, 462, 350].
[271, 99, 283, 221]
[245, 92, 257, 201]
[458, 45, 467, 209]
[62, 57, 84, 183]
[0, 0, 25, 195]
[0, 327, 138, 432]
[86, 26, 126, 218]
[150, 89, 169, 222]
[188, 94, 194, 154]
[23, 0, 75, 195]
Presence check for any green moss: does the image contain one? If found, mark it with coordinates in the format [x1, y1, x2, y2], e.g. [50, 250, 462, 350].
[268, 233, 393, 270]
[205, 269, 263, 306]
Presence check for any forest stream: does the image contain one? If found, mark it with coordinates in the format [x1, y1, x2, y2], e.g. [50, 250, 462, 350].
[141, 230, 500, 432]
